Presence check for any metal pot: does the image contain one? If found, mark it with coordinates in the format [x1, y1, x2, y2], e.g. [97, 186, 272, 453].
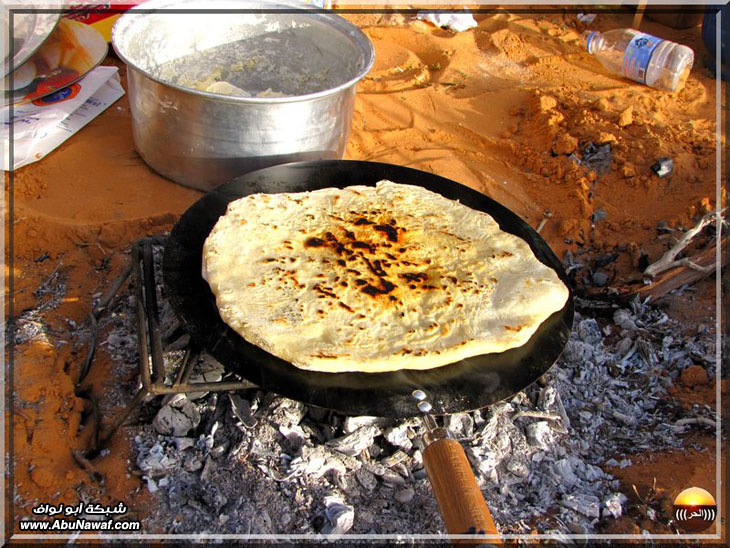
[111, 0, 374, 191]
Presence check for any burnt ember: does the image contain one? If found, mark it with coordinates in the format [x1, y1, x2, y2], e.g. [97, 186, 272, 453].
[373, 224, 399, 243]
[97, 244, 718, 536]
[304, 237, 326, 248]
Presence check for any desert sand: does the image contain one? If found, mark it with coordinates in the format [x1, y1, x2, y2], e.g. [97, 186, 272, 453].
[4, 6, 726, 540]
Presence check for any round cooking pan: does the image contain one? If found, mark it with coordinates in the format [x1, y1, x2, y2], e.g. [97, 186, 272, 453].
[164, 160, 574, 418]
[163, 159, 574, 538]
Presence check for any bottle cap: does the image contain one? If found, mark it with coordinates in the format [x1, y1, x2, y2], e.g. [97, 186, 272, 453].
[585, 31, 597, 53]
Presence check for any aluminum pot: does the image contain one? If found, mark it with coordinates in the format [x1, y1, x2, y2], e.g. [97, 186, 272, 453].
[111, 0, 374, 191]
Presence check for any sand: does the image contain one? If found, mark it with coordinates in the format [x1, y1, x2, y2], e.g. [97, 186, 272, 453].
[4, 7, 725, 539]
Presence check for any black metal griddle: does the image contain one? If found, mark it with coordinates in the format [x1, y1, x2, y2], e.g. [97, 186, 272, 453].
[163, 160, 574, 418]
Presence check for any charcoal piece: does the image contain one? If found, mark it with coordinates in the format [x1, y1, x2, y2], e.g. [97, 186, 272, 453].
[538, 386, 571, 430]
[384, 424, 412, 451]
[368, 444, 383, 459]
[229, 394, 258, 428]
[136, 443, 181, 477]
[355, 467, 378, 492]
[321, 497, 354, 535]
[321, 424, 336, 441]
[602, 493, 627, 519]
[201, 487, 228, 512]
[613, 309, 638, 331]
[269, 398, 305, 426]
[187, 357, 225, 399]
[592, 271, 610, 287]
[362, 459, 387, 477]
[561, 340, 594, 363]
[381, 449, 409, 468]
[577, 319, 602, 345]
[637, 252, 650, 271]
[650, 157, 673, 178]
[656, 220, 672, 234]
[381, 470, 406, 486]
[615, 337, 633, 357]
[167, 333, 190, 351]
[444, 413, 474, 438]
[343, 416, 381, 434]
[506, 457, 529, 478]
[591, 209, 607, 223]
[413, 468, 428, 481]
[199, 456, 214, 482]
[299, 421, 325, 443]
[306, 405, 328, 422]
[153, 395, 201, 436]
[636, 337, 658, 366]
[145, 478, 159, 493]
[561, 494, 601, 519]
[580, 142, 612, 174]
[394, 487, 415, 504]
[326, 425, 380, 457]
[209, 444, 227, 458]
[171, 437, 195, 451]
[184, 454, 203, 472]
[525, 421, 553, 450]
[593, 252, 616, 267]
[279, 424, 307, 450]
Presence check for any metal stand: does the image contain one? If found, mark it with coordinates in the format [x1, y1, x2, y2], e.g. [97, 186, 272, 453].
[82, 237, 256, 457]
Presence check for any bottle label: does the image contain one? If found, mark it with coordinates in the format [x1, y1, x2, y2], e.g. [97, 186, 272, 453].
[623, 32, 664, 84]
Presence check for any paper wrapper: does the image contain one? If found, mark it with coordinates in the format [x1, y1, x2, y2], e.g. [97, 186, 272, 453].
[2, 65, 125, 170]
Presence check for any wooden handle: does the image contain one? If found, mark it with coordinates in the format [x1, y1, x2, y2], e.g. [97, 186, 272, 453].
[423, 438, 500, 543]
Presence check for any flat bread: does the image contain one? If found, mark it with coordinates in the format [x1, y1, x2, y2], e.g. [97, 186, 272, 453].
[202, 181, 569, 373]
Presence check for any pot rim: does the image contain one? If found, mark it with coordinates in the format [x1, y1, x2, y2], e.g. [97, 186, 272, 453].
[111, 0, 375, 103]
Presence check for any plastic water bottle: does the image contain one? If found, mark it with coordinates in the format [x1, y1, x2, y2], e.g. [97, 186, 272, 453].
[583, 28, 694, 92]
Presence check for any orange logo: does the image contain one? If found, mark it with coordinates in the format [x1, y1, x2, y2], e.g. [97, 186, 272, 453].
[673, 487, 717, 533]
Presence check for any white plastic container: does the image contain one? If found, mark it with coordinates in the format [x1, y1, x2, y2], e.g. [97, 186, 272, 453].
[583, 28, 694, 92]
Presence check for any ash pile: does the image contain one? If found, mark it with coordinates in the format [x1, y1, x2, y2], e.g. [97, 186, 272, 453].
[102, 252, 717, 536]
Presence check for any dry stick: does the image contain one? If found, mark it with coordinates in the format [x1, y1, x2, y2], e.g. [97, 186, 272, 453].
[673, 417, 717, 429]
[142, 241, 166, 383]
[77, 262, 133, 388]
[511, 410, 562, 422]
[72, 450, 104, 483]
[584, 237, 729, 302]
[643, 208, 726, 280]
[34, 261, 63, 297]
[535, 210, 552, 234]
[88, 392, 101, 453]
[97, 387, 148, 448]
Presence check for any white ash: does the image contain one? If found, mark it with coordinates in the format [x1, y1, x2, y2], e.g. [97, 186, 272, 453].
[97, 245, 718, 535]
[10, 263, 72, 345]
